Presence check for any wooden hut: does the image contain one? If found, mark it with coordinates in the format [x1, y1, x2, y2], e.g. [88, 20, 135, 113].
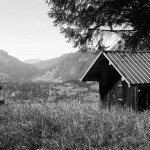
[81, 51, 150, 111]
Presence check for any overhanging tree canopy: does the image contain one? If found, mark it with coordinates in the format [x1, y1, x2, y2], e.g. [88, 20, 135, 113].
[45, 0, 150, 52]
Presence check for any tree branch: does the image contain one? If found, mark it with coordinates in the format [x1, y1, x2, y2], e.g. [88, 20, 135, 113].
[100, 29, 137, 33]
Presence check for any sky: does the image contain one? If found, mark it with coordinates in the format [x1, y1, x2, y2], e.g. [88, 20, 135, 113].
[0, 0, 117, 61]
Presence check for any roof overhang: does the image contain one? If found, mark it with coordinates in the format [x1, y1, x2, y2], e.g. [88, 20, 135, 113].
[81, 51, 150, 88]
[80, 51, 103, 82]
[80, 51, 130, 87]
[102, 52, 130, 86]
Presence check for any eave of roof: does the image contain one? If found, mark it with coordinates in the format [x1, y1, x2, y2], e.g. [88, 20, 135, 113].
[103, 52, 130, 86]
[80, 51, 103, 82]
[81, 51, 150, 86]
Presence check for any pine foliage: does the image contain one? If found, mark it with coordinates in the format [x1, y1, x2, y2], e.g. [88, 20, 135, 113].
[46, 0, 150, 51]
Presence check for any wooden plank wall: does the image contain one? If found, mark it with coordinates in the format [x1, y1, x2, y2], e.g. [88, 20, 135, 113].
[100, 80, 138, 110]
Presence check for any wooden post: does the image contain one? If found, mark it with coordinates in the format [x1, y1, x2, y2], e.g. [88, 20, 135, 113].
[98, 81, 101, 110]
[135, 86, 138, 111]
[0, 84, 4, 105]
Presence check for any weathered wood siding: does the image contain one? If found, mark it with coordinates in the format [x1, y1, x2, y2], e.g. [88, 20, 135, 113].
[100, 80, 138, 110]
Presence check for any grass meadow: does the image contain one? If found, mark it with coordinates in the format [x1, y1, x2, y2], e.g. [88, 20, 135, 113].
[0, 101, 150, 150]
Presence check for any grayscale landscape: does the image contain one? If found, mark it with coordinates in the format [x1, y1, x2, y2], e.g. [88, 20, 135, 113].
[0, 0, 150, 149]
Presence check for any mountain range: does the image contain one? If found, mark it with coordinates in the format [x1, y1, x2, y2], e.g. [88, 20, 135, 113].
[0, 50, 98, 82]
[33, 53, 73, 69]
[0, 50, 38, 81]
[32, 51, 97, 82]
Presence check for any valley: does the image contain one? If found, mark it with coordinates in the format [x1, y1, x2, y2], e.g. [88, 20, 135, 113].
[2, 80, 99, 106]
[0, 50, 97, 82]
[0, 49, 99, 107]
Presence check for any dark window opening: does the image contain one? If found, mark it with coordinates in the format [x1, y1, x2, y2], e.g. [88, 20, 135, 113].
[138, 86, 150, 111]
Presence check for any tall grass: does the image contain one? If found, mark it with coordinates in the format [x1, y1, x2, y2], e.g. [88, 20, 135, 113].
[0, 102, 150, 150]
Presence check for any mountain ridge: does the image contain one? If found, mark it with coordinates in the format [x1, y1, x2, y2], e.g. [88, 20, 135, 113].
[33, 51, 97, 82]
[0, 43, 120, 82]
[0, 50, 38, 81]
[32, 43, 121, 82]
[33, 53, 74, 69]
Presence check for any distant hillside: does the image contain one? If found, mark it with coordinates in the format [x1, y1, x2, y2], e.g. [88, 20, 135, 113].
[32, 42, 124, 83]
[0, 50, 39, 81]
[24, 58, 42, 64]
[33, 51, 97, 82]
[33, 53, 73, 69]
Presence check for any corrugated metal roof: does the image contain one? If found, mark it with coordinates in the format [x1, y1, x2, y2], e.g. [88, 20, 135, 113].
[104, 51, 150, 84]
[81, 51, 150, 85]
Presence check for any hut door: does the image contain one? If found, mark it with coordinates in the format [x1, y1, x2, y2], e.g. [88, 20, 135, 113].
[138, 86, 150, 111]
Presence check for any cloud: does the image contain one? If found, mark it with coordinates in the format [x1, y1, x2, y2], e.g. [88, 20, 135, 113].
[13, 42, 40, 48]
